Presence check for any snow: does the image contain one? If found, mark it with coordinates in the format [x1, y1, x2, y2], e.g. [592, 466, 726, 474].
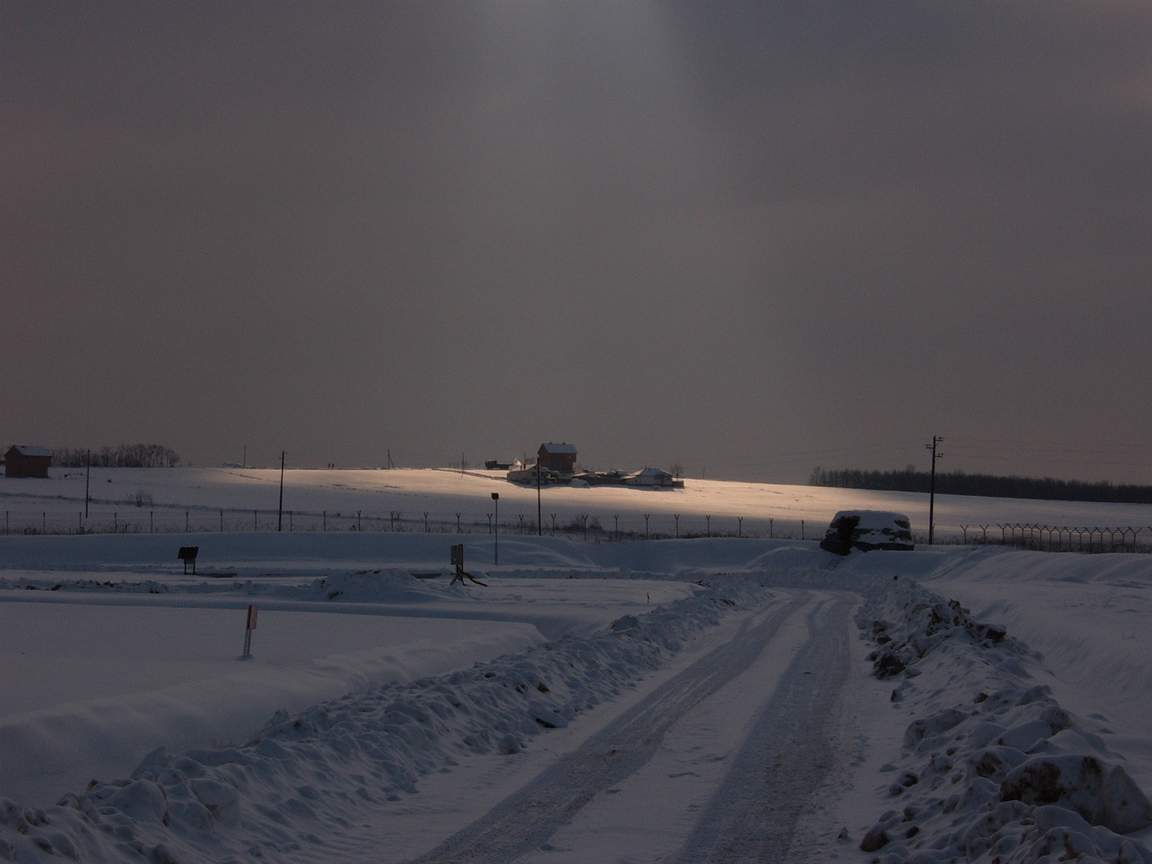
[0, 602, 542, 806]
[6, 446, 51, 457]
[3, 466, 1152, 540]
[0, 500, 1150, 862]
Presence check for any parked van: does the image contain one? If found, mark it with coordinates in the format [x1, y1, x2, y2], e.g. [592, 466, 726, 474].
[819, 510, 914, 554]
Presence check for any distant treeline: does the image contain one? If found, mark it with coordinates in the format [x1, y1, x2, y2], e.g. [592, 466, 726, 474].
[809, 466, 1152, 505]
[53, 444, 181, 468]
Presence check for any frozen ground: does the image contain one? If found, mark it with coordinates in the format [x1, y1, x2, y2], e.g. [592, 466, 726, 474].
[3, 466, 1152, 540]
[0, 529, 1149, 862]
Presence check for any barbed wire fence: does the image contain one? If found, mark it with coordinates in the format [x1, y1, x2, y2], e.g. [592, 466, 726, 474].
[0, 506, 819, 543]
[2, 506, 1151, 553]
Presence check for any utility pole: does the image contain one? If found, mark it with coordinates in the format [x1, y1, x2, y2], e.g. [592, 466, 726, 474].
[85, 450, 91, 519]
[926, 435, 943, 544]
[536, 458, 542, 536]
[277, 450, 286, 532]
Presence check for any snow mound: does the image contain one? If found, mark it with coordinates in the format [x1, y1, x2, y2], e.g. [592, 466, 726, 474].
[306, 569, 475, 602]
[855, 579, 1152, 864]
[0, 576, 774, 862]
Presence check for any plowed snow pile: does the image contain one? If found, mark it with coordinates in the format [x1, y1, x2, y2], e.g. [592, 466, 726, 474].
[0, 576, 771, 862]
[856, 577, 1152, 863]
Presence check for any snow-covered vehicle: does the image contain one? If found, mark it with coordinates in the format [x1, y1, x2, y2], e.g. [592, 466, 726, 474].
[819, 510, 914, 554]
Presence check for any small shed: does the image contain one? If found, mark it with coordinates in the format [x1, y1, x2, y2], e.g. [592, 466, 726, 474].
[537, 442, 577, 475]
[5, 445, 51, 478]
[624, 466, 679, 488]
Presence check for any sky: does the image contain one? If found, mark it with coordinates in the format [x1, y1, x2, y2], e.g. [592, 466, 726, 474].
[3, 1, 1151, 483]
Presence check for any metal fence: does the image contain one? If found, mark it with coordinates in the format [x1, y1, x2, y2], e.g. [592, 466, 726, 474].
[3, 508, 1151, 553]
[1, 507, 817, 542]
[951, 522, 1152, 554]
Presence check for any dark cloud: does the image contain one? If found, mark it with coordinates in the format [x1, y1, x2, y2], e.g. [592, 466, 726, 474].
[3, 1, 1149, 481]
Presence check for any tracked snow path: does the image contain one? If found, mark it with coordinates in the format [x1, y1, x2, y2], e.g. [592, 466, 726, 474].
[401, 595, 811, 864]
[673, 596, 853, 863]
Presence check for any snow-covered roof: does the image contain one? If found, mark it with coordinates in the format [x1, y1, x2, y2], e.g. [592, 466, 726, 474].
[9, 445, 51, 457]
[630, 466, 672, 478]
[539, 442, 577, 455]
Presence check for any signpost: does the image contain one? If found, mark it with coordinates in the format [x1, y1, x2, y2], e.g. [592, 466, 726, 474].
[242, 604, 258, 659]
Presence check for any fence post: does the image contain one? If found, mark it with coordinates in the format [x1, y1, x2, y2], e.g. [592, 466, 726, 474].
[456, 513, 461, 532]
[674, 514, 679, 538]
[769, 518, 774, 539]
[801, 519, 805, 540]
[644, 514, 650, 539]
[220, 510, 224, 532]
[614, 514, 619, 540]
[706, 515, 711, 538]
[425, 512, 430, 532]
[357, 510, 362, 532]
[738, 516, 743, 538]
[150, 510, 154, 533]
[551, 514, 557, 535]
[323, 510, 327, 532]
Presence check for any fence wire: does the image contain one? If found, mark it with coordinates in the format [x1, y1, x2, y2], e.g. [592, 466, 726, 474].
[1, 507, 1150, 553]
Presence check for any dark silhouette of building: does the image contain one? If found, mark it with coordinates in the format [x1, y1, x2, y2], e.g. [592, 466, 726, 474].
[537, 442, 577, 475]
[5, 445, 51, 478]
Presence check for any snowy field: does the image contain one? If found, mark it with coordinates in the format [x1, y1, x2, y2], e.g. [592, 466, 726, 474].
[0, 522, 1150, 861]
[3, 466, 1152, 542]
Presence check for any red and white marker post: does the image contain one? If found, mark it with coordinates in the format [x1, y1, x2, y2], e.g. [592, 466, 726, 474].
[242, 604, 258, 659]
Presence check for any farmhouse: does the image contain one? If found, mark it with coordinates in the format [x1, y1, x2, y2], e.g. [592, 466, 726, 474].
[5, 445, 51, 478]
[537, 442, 577, 475]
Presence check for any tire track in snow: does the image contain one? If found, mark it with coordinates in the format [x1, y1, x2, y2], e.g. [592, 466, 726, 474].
[401, 594, 811, 864]
[673, 597, 853, 864]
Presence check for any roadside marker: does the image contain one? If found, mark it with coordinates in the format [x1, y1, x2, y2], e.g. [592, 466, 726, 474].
[242, 605, 258, 659]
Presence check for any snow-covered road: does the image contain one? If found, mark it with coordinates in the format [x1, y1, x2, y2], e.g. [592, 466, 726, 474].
[399, 593, 853, 864]
[2, 532, 1151, 863]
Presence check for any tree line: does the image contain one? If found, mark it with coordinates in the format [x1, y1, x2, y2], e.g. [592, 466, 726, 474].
[809, 465, 1152, 505]
[52, 444, 181, 468]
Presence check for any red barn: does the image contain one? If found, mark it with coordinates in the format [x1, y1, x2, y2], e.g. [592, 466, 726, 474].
[5, 445, 51, 478]
[537, 442, 577, 475]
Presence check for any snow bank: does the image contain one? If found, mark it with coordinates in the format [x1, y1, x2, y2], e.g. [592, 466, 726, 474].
[854, 577, 1152, 863]
[0, 575, 775, 862]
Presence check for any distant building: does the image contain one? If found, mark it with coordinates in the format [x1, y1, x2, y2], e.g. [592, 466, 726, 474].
[484, 459, 512, 471]
[623, 466, 681, 488]
[5, 445, 51, 478]
[537, 442, 577, 475]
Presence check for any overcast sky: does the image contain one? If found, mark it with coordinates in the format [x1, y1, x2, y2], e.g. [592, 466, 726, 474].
[3, 1, 1150, 482]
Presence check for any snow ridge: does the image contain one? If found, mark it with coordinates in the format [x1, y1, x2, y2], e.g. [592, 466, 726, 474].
[0, 576, 773, 863]
[856, 578, 1152, 864]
